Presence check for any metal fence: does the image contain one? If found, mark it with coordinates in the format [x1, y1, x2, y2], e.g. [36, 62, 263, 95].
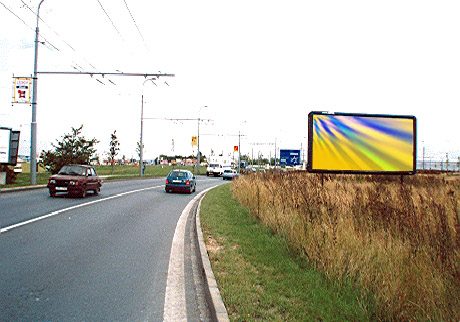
[416, 160, 460, 172]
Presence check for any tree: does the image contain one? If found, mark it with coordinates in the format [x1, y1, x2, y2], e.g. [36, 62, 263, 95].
[108, 130, 120, 171]
[40, 125, 99, 174]
[136, 140, 144, 160]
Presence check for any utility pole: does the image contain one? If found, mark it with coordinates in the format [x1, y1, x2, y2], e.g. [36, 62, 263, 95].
[249, 142, 275, 168]
[30, 0, 46, 184]
[29, 0, 173, 183]
[143, 116, 212, 175]
[238, 130, 241, 173]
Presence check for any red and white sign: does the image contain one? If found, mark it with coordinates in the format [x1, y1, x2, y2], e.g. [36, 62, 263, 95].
[13, 77, 32, 104]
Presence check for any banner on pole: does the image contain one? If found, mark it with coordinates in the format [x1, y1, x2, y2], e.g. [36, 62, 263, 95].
[12, 77, 32, 104]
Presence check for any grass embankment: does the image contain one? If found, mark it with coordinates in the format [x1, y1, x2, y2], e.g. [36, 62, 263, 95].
[231, 172, 460, 321]
[1, 164, 206, 187]
[200, 184, 375, 321]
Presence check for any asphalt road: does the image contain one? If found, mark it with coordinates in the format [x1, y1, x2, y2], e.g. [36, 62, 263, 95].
[0, 176, 223, 321]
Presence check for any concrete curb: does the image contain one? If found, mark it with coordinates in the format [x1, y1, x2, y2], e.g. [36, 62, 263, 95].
[196, 195, 230, 322]
[0, 184, 47, 193]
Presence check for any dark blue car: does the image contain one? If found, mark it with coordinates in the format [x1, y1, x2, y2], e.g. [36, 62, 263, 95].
[165, 170, 196, 193]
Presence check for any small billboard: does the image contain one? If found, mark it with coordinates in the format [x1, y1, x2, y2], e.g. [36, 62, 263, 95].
[0, 128, 9, 164]
[0, 128, 20, 165]
[280, 149, 301, 166]
[307, 112, 416, 174]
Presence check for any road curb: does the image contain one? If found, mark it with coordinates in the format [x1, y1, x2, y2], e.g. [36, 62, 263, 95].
[0, 184, 47, 193]
[196, 193, 230, 322]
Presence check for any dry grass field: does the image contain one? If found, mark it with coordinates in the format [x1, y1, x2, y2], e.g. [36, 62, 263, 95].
[231, 172, 460, 321]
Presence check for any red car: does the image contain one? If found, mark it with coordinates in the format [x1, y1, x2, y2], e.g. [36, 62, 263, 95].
[47, 165, 102, 198]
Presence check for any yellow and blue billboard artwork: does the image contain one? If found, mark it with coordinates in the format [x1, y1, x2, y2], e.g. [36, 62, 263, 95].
[309, 113, 416, 173]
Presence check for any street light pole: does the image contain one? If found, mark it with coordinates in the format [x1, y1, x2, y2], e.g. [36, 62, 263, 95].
[140, 78, 157, 176]
[140, 94, 144, 176]
[238, 130, 241, 173]
[197, 106, 207, 175]
[30, 0, 46, 184]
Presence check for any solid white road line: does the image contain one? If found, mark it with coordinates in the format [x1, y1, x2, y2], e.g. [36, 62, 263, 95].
[0, 185, 163, 234]
[163, 187, 214, 322]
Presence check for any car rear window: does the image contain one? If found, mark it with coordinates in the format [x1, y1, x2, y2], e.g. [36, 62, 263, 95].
[169, 171, 187, 178]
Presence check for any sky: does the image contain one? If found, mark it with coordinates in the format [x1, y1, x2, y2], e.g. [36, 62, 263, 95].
[1, 0, 459, 163]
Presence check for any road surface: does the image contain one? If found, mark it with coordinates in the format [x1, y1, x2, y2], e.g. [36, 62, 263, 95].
[0, 176, 223, 321]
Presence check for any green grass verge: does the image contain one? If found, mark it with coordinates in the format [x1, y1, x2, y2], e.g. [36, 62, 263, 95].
[200, 184, 375, 321]
[1, 164, 207, 188]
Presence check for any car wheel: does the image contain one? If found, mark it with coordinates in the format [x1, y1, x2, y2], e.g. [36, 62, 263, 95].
[80, 187, 87, 198]
[94, 187, 100, 195]
[49, 190, 55, 197]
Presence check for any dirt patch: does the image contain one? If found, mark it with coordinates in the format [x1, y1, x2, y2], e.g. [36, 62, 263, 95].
[206, 235, 221, 254]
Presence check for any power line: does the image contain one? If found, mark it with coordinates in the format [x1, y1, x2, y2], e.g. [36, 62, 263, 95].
[19, 0, 76, 51]
[122, 0, 149, 52]
[96, 0, 124, 41]
[14, 0, 104, 78]
[1, 1, 59, 51]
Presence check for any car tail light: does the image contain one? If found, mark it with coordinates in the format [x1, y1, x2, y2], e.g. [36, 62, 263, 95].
[166, 179, 170, 184]
[186, 180, 190, 186]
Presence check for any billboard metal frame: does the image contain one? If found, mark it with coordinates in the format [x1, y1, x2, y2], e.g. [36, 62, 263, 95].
[307, 111, 417, 175]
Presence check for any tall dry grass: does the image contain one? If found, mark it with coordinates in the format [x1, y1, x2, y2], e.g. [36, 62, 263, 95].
[231, 172, 460, 321]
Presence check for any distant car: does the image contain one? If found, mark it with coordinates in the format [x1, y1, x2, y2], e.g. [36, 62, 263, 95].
[47, 164, 102, 198]
[206, 163, 223, 176]
[165, 169, 196, 193]
[13, 164, 23, 173]
[222, 169, 239, 180]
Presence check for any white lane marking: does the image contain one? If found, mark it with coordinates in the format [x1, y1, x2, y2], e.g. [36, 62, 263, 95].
[0, 185, 163, 234]
[163, 186, 214, 322]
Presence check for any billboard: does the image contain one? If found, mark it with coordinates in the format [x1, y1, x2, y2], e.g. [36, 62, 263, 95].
[0, 128, 9, 164]
[0, 128, 20, 165]
[280, 149, 301, 166]
[307, 112, 416, 174]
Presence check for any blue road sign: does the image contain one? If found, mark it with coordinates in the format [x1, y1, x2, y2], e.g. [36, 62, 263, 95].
[280, 149, 300, 166]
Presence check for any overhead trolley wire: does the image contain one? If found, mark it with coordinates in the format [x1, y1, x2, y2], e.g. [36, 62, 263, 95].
[122, 0, 149, 52]
[19, 0, 76, 52]
[1, 0, 59, 51]
[96, 0, 124, 41]
[13, 0, 102, 75]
